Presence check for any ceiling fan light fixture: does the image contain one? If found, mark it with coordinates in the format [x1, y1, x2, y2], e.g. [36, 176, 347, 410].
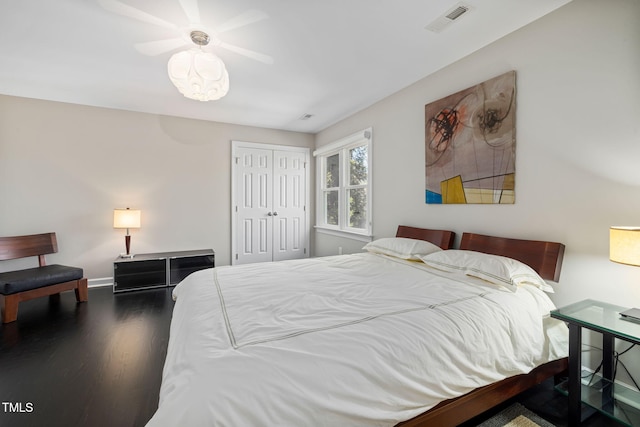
[167, 31, 230, 101]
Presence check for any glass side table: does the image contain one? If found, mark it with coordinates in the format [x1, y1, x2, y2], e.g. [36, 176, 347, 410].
[551, 299, 640, 426]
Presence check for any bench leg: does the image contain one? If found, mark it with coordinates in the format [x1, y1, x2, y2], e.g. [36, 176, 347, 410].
[75, 278, 88, 302]
[1, 278, 88, 323]
[1, 294, 19, 323]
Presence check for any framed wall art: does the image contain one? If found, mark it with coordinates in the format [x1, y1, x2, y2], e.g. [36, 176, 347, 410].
[425, 71, 516, 204]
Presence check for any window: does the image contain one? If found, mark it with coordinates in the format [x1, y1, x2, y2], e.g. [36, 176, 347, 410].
[314, 128, 372, 240]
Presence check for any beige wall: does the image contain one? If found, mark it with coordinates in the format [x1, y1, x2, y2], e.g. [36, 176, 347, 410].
[315, 0, 640, 309]
[0, 96, 314, 280]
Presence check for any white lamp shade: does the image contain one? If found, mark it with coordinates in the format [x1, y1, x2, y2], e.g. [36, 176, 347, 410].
[168, 48, 229, 101]
[610, 226, 640, 266]
[113, 209, 141, 229]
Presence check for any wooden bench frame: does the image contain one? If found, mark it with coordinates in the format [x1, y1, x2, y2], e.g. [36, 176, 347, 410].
[0, 232, 88, 323]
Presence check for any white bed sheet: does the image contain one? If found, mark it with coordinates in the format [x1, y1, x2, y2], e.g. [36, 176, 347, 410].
[146, 253, 568, 427]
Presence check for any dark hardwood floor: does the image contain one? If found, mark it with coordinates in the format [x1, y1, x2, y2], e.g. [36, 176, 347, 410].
[0, 286, 173, 427]
[0, 286, 625, 427]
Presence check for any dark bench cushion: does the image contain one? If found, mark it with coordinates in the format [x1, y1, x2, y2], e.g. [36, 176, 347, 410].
[0, 264, 83, 295]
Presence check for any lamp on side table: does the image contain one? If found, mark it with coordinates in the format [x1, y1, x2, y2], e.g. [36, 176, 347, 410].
[610, 226, 640, 320]
[113, 208, 141, 258]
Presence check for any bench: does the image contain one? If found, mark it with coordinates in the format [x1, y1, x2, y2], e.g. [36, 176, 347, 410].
[0, 232, 88, 323]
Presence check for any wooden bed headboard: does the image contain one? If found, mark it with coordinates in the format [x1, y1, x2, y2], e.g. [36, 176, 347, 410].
[396, 226, 455, 250]
[459, 232, 565, 282]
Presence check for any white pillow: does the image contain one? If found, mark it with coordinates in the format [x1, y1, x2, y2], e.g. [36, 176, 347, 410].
[363, 237, 442, 260]
[419, 250, 553, 293]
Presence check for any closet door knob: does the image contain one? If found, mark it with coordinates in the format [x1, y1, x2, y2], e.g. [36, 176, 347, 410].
[273, 212, 278, 216]
[267, 212, 273, 216]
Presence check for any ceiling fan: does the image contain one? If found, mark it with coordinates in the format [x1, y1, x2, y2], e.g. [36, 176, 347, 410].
[98, 0, 274, 64]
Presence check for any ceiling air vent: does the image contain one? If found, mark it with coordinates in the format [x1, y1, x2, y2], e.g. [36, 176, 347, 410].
[446, 5, 469, 20]
[425, 2, 472, 33]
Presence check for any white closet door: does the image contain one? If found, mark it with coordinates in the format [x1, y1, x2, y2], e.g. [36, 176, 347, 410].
[232, 142, 309, 265]
[234, 147, 273, 265]
[272, 150, 307, 261]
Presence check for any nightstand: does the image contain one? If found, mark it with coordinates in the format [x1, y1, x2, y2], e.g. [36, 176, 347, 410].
[551, 299, 640, 426]
[113, 249, 214, 293]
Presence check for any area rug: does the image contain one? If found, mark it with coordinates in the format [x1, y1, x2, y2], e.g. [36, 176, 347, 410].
[477, 402, 556, 427]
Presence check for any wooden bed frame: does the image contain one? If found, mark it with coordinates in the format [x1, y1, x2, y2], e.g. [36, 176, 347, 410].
[392, 226, 567, 427]
[396, 225, 455, 250]
[459, 232, 565, 282]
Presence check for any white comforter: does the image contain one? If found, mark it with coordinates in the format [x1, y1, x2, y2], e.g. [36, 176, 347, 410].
[146, 253, 568, 427]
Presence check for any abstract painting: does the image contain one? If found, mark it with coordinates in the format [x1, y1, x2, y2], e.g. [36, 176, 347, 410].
[425, 71, 516, 204]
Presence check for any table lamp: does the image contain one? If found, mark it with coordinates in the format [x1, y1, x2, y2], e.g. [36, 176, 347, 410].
[610, 226, 640, 320]
[113, 208, 141, 258]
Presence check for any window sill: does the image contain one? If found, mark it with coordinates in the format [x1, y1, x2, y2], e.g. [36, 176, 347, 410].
[314, 226, 373, 243]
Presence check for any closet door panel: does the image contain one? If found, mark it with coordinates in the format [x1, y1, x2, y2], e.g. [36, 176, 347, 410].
[234, 147, 273, 265]
[272, 150, 307, 262]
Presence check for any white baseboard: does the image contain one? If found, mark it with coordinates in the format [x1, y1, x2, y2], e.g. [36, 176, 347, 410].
[88, 277, 113, 288]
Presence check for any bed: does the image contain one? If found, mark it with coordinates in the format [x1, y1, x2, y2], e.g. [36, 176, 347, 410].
[146, 226, 567, 427]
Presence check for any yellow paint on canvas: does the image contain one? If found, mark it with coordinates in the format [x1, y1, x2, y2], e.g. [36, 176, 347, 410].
[502, 173, 515, 191]
[462, 188, 515, 204]
[441, 176, 466, 204]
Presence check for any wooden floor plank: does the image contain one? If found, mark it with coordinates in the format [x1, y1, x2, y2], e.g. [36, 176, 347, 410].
[0, 287, 172, 427]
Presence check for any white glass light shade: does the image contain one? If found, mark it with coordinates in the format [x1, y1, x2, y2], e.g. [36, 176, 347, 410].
[113, 209, 141, 229]
[168, 48, 229, 101]
[610, 226, 640, 266]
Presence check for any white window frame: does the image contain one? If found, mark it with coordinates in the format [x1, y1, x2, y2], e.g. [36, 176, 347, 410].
[313, 128, 372, 242]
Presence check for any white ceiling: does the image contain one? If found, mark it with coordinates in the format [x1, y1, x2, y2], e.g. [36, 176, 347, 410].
[0, 0, 571, 133]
